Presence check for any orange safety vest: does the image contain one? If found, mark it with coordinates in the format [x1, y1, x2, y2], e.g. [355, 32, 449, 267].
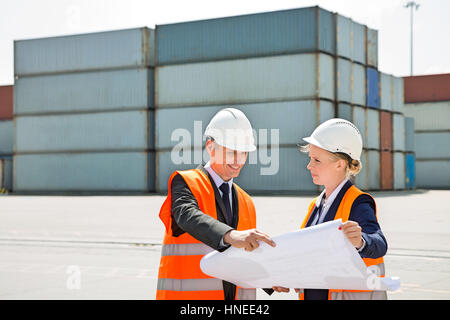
[156, 168, 257, 300]
[299, 185, 385, 300]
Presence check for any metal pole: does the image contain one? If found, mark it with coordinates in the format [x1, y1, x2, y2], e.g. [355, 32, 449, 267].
[405, 2, 420, 76]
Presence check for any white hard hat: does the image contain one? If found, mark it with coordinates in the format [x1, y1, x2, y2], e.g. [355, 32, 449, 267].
[302, 118, 363, 161]
[204, 108, 256, 152]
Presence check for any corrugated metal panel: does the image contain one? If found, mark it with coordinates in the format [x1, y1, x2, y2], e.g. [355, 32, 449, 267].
[13, 152, 155, 192]
[156, 7, 335, 65]
[366, 108, 380, 150]
[15, 110, 154, 153]
[336, 14, 351, 60]
[416, 160, 450, 189]
[366, 67, 380, 108]
[415, 132, 450, 159]
[403, 73, 450, 103]
[336, 58, 352, 103]
[380, 151, 393, 190]
[352, 106, 366, 149]
[393, 152, 405, 190]
[155, 53, 334, 108]
[351, 21, 365, 65]
[405, 117, 415, 152]
[0, 85, 13, 120]
[365, 27, 378, 68]
[337, 103, 352, 122]
[392, 114, 405, 151]
[0, 120, 13, 154]
[368, 150, 380, 190]
[405, 153, 415, 190]
[380, 73, 392, 111]
[404, 101, 450, 131]
[15, 28, 155, 76]
[352, 63, 365, 106]
[392, 77, 404, 113]
[354, 150, 368, 190]
[0, 157, 12, 191]
[14, 68, 154, 115]
[156, 147, 318, 193]
[380, 111, 392, 151]
[155, 100, 334, 150]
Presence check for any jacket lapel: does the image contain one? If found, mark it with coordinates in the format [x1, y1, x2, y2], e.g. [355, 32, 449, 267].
[322, 180, 354, 223]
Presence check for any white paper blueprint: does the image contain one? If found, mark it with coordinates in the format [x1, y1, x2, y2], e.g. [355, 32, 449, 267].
[200, 219, 400, 291]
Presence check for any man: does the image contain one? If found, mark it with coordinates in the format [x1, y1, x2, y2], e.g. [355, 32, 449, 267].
[156, 108, 275, 300]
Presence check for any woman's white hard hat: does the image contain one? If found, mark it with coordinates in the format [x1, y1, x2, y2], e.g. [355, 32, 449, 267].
[204, 108, 256, 152]
[302, 118, 363, 161]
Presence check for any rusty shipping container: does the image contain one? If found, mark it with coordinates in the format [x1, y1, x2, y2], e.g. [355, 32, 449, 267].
[0, 85, 13, 120]
[380, 151, 393, 190]
[404, 73, 450, 103]
[379, 111, 392, 151]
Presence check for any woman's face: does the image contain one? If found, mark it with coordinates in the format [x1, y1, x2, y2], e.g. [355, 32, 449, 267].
[306, 144, 345, 186]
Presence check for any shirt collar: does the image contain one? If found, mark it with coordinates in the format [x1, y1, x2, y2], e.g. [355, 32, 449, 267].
[204, 161, 233, 189]
[315, 178, 350, 208]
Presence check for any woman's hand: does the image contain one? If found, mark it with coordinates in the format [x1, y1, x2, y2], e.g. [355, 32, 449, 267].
[340, 220, 364, 249]
[272, 287, 302, 293]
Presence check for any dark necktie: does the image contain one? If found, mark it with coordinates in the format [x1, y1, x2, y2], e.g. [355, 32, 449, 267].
[219, 183, 233, 225]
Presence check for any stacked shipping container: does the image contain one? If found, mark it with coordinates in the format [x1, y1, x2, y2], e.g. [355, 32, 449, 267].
[13, 28, 156, 192]
[0, 85, 13, 191]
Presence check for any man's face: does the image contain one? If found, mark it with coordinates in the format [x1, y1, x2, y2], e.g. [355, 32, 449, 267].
[206, 140, 248, 181]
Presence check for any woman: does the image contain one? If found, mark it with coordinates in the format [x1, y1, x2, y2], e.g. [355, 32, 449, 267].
[273, 118, 388, 300]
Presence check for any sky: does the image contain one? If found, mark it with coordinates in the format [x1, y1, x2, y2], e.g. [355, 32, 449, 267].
[1, 0, 449, 85]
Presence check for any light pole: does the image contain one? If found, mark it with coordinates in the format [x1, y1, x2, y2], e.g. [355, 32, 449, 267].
[405, 1, 420, 76]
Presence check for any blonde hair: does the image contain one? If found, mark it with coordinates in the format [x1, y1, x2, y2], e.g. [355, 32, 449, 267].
[299, 144, 362, 178]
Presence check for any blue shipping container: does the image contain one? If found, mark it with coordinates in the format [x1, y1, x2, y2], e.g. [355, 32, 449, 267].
[366, 67, 380, 108]
[405, 153, 415, 189]
[156, 6, 335, 65]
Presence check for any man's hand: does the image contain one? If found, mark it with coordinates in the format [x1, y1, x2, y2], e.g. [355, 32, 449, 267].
[340, 220, 364, 249]
[223, 229, 276, 251]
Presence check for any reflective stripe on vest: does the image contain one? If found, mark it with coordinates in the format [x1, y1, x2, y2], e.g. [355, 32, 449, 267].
[299, 185, 386, 300]
[156, 169, 256, 300]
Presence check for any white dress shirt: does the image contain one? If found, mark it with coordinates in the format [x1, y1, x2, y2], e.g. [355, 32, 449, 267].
[204, 161, 234, 211]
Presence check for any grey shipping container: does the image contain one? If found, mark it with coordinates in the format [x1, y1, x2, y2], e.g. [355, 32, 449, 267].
[352, 63, 365, 106]
[156, 7, 335, 65]
[392, 77, 404, 113]
[365, 27, 378, 68]
[404, 101, 450, 131]
[155, 100, 334, 150]
[0, 120, 13, 154]
[156, 146, 318, 193]
[366, 108, 380, 150]
[393, 152, 405, 190]
[354, 149, 380, 190]
[392, 113, 405, 151]
[336, 14, 352, 61]
[380, 72, 392, 111]
[415, 132, 450, 159]
[15, 110, 154, 153]
[405, 117, 415, 152]
[352, 106, 366, 150]
[351, 21, 366, 65]
[13, 152, 155, 192]
[155, 53, 334, 108]
[14, 68, 154, 115]
[0, 157, 12, 190]
[336, 58, 352, 103]
[416, 160, 450, 189]
[15, 27, 155, 76]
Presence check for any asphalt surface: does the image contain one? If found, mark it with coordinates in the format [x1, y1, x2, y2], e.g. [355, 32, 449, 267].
[0, 189, 449, 300]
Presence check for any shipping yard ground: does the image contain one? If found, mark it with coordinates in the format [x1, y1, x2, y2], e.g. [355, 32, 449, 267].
[0, 190, 449, 300]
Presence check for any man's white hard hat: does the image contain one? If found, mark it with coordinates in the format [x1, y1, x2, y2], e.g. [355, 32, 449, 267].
[204, 108, 256, 152]
[302, 118, 363, 161]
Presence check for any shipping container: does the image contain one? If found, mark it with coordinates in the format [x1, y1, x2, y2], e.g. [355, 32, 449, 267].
[380, 111, 392, 151]
[414, 132, 450, 159]
[366, 108, 380, 150]
[365, 27, 378, 68]
[336, 58, 352, 103]
[392, 113, 405, 151]
[15, 27, 155, 76]
[380, 151, 393, 190]
[351, 21, 366, 65]
[13, 152, 155, 192]
[0, 120, 13, 155]
[155, 100, 334, 150]
[0, 157, 12, 191]
[156, 146, 318, 193]
[404, 101, 450, 131]
[352, 63, 365, 106]
[352, 106, 366, 149]
[368, 150, 381, 190]
[155, 53, 334, 108]
[156, 7, 335, 65]
[337, 103, 352, 122]
[380, 73, 392, 111]
[366, 67, 380, 108]
[405, 117, 415, 152]
[404, 73, 450, 103]
[15, 110, 154, 153]
[416, 160, 450, 189]
[336, 14, 352, 60]
[393, 152, 405, 190]
[0, 85, 13, 120]
[405, 153, 415, 190]
[14, 68, 154, 115]
[392, 77, 404, 113]
[354, 149, 368, 190]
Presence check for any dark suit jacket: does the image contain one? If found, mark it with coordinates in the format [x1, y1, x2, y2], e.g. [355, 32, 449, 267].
[170, 165, 241, 300]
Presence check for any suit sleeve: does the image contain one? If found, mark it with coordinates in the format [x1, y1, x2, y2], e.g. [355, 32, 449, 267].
[348, 194, 388, 259]
[170, 174, 234, 251]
